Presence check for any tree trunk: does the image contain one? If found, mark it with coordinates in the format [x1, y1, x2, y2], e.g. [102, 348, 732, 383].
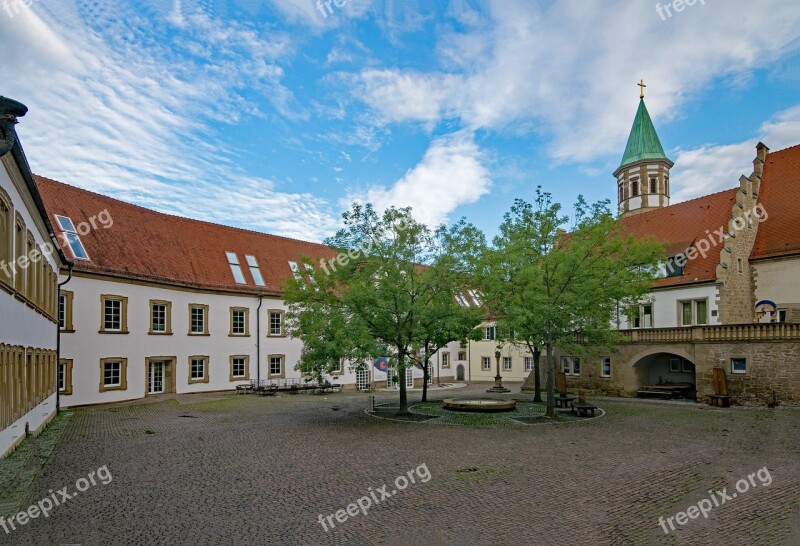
[533, 346, 542, 403]
[545, 336, 556, 418]
[397, 347, 410, 416]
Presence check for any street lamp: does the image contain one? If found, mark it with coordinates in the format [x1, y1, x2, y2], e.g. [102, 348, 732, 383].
[486, 349, 510, 393]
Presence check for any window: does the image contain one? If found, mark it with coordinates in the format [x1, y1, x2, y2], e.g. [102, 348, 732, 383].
[650, 178, 657, 194]
[25, 232, 35, 301]
[99, 358, 127, 392]
[189, 304, 209, 335]
[731, 358, 747, 375]
[680, 299, 708, 326]
[455, 293, 469, 307]
[268, 310, 284, 336]
[14, 214, 24, 292]
[618, 183, 623, 203]
[244, 255, 265, 286]
[601, 357, 611, 378]
[458, 351, 467, 361]
[503, 356, 512, 371]
[483, 326, 496, 340]
[230, 307, 249, 336]
[665, 256, 684, 277]
[631, 304, 653, 329]
[149, 300, 172, 334]
[669, 358, 681, 373]
[58, 359, 73, 395]
[0, 189, 11, 286]
[778, 309, 787, 323]
[288, 261, 303, 282]
[572, 358, 581, 376]
[441, 352, 450, 368]
[524, 356, 533, 372]
[54, 215, 89, 260]
[229, 356, 249, 381]
[268, 354, 284, 379]
[226, 252, 246, 284]
[481, 356, 491, 370]
[665, 177, 670, 196]
[468, 289, 483, 306]
[100, 295, 128, 333]
[631, 179, 639, 197]
[59, 290, 74, 331]
[331, 358, 344, 375]
[562, 357, 570, 374]
[189, 356, 209, 384]
[737, 258, 743, 273]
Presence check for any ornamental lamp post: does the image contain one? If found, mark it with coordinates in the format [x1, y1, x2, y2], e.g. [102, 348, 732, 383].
[486, 349, 510, 393]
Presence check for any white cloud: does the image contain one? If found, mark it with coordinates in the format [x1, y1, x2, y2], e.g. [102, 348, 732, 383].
[1, 0, 337, 241]
[360, 131, 491, 226]
[350, 0, 800, 163]
[670, 105, 800, 202]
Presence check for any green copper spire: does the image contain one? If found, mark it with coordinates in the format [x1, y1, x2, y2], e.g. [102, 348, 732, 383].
[618, 98, 670, 169]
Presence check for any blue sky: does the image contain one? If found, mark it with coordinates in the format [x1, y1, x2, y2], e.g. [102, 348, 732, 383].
[2, 0, 800, 242]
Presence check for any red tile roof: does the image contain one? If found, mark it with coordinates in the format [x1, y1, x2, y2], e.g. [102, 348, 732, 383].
[750, 144, 800, 260]
[618, 189, 738, 288]
[35, 176, 335, 295]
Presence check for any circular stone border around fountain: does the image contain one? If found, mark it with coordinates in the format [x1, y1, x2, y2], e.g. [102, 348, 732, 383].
[442, 398, 517, 412]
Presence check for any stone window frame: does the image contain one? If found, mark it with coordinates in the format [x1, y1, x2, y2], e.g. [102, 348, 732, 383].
[188, 304, 210, 336]
[229, 307, 250, 337]
[229, 355, 249, 381]
[481, 356, 491, 370]
[188, 355, 210, 384]
[58, 358, 74, 395]
[731, 356, 747, 375]
[149, 300, 173, 335]
[600, 357, 611, 378]
[268, 354, 285, 379]
[100, 295, 129, 334]
[441, 352, 450, 368]
[267, 309, 285, 337]
[59, 290, 75, 332]
[330, 358, 344, 376]
[99, 358, 128, 392]
[524, 356, 534, 372]
[502, 356, 512, 371]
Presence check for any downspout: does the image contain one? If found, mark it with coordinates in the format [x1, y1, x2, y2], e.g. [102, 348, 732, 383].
[56, 265, 73, 412]
[256, 295, 263, 385]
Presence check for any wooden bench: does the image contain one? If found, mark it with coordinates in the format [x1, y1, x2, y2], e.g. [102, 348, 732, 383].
[572, 403, 598, 417]
[235, 384, 254, 395]
[707, 394, 731, 407]
[637, 389, 674, 399]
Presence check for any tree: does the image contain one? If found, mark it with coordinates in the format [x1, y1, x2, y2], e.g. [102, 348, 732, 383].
[476, 189, 664, 418]
[284, 204, 482, 415]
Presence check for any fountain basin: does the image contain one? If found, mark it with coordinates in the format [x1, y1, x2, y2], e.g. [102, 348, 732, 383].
[442, 398, 516, 412]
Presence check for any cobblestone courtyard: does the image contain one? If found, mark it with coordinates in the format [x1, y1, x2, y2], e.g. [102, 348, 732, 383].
[2, 384, 799, 545]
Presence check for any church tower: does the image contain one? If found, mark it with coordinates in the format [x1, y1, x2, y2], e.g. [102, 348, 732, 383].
[614, 81, 673, 217]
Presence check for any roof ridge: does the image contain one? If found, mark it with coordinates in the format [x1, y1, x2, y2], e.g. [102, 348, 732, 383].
[34, 175, 333, 249]
[766, 142, 800, 156]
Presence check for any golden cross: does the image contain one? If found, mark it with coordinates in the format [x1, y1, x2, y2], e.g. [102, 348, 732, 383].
[638, 79, 646, 99]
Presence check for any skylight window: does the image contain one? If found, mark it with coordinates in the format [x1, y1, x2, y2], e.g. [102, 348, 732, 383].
[246, 255, 265, 287]
[54, 215, 89, 260]
[304, 263, 318, 287]
[468, 289, 483, 306]
[226, 252, 246, 284]
[455, 293, 470, 307]
[288, 261, 303, 282]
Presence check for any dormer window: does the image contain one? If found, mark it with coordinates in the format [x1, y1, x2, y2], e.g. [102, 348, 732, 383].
[55, 215, 89, 260]
[226, 252, 246, 284]
[664, 255, 685, 278]
[245, 255, 265, 286]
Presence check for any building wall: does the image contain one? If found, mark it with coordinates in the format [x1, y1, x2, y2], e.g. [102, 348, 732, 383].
[620, 284, 720, 329]
[466, 324, 536, 383]
[58, 273, 457, 405]
[753, 257, 800, 321]
[1, 155, 60, 457]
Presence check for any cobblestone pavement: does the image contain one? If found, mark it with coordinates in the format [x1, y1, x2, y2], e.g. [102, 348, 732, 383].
[2, 384, 799, 546]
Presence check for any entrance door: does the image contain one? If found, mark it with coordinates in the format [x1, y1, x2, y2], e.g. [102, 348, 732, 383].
[387, 368, 398, 389]
[148, 361, 165, 394]
[426, 362, 433, 385]
[456, 364, 465, 381]
[405, 367, 414, 388]
[356, 367, 370, 391]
